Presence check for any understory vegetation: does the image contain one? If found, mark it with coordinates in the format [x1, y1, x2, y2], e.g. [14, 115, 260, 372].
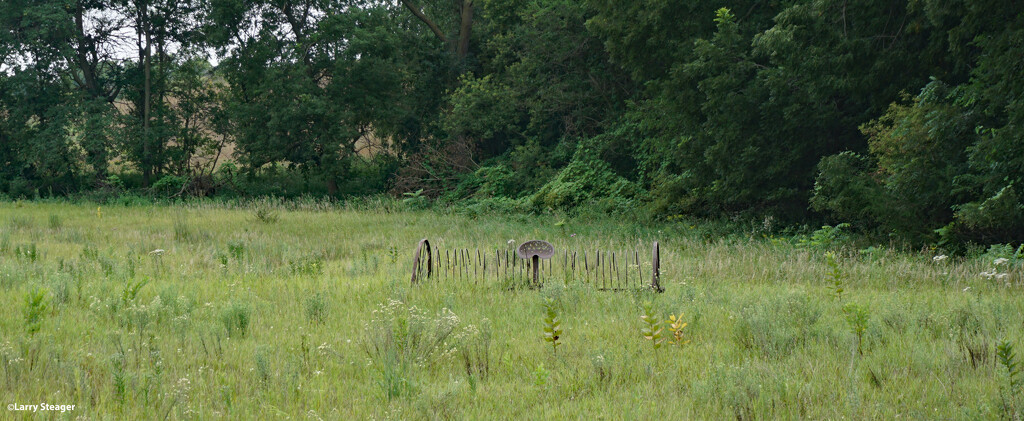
[1, 201, 1022, 418]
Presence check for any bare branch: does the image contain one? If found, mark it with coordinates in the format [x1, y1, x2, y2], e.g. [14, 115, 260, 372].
[400, 0, 447, 43]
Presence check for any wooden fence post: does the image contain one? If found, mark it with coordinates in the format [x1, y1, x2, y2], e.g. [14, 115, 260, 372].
[651, 241, 663, 292]
[410, 239, 431, 284]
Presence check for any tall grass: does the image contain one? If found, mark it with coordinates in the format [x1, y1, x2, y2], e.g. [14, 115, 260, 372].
[0, 201, 1021, 418]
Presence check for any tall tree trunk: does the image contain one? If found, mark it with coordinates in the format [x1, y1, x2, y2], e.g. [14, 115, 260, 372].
[83, 100, 109, 179]
[72, 2, 98, 97]
[141, 10, 153, 187]
[457, 0, 473, 59]
[155, 35, 166, 178]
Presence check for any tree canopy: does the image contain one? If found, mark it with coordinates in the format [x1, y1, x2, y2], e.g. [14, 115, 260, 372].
[2, 0, 1022, 245]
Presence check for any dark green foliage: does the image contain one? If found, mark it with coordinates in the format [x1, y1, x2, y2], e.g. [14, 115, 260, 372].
[617, 1, 953, 220]
[531, 142, 644, 213]
[2, 0, 1023, 246]
[811, 152, 886, 227]
[808, 3, 1024, 244]
[304, 292, 329, 325]
[402, 189, 429, 210]
[997, 341, 1021, 390]
[23, 287, 50, 336]
[210, 1, 412, 196]
[221, 301, 252, 338]
[996, 340, 1022, 416]
[151, 175, 188, 197]
[946, 186, 1024, 245]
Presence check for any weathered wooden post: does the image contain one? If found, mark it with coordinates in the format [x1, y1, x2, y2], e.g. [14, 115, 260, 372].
[410, 238, 431, 284]
[516, 240, 554, 287]
[651, 241, 663, 292]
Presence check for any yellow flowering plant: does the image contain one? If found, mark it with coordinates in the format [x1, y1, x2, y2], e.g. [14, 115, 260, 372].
[666, 313, 690, 347]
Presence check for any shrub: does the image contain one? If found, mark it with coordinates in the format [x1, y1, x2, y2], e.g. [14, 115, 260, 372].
[252, 204, 280, 224]
[810, 152, 889, 227]
[459, 319, 491, 385]
[443, 164, 522, 202]
[531, 143, 644, 212]
[303, 292, 329, 324]
[361, 299, 465, 400]
[23, 288, 49, 336]
[289, 254, 324, 277]
[227, 241, 246, 261]
[843, 302, 870, 355]
[795, 223, 851, 250]
[221, 300, 252, 338]
[151, 175, 188, 197]
[253, 345, 272, 385]
[401, 189, 429, 210]
[361, 300, 461, 367]
[47, 214, 62, 230]
[824, 252, 846, 301]
[942, 184, 1024, 245]
[813, 80, 1024, 246]
[105, 174, 126, 191]
[14, 243, 38, 263]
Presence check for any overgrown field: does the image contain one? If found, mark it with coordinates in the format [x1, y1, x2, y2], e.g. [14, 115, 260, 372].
[1, 201, 1023, 419]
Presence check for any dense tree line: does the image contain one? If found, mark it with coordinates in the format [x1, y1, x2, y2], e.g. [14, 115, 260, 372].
[1, 0, 1022, 244]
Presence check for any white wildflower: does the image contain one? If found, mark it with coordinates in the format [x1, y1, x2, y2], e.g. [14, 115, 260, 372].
[174, 377, 191, 397]
[994, 258, 1009, 265]
[932, 255, 948, 262]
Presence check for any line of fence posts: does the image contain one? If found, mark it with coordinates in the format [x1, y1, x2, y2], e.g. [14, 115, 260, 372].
[410, 239, 662, 292]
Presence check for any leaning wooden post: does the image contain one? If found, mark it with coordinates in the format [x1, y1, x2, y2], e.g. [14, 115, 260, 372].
[410, 239, 431, 284]
[651, 241, 663, 292]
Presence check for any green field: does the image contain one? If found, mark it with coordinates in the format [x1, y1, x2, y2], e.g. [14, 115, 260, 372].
[1, 201, 1022, 419]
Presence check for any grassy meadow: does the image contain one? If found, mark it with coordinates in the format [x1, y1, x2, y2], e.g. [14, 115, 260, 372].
[1, 200, 1023, 419]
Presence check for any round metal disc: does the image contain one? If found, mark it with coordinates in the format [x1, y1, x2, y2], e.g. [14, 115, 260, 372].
[516, 240, 554, 260]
